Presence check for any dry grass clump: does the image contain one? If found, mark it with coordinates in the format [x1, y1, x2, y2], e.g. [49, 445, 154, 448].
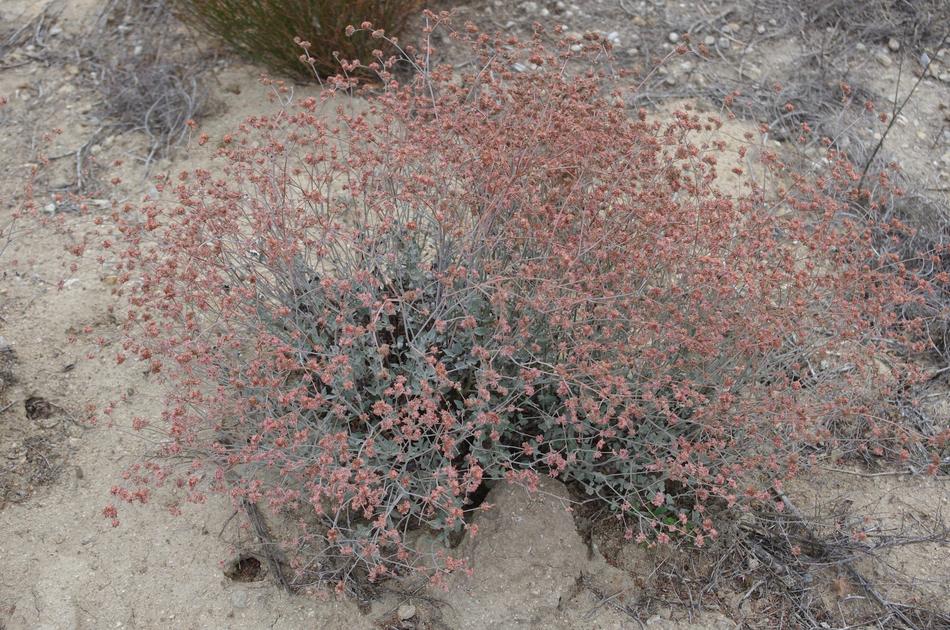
[80, 0, 209, 170]
[783, 0, 949, 52]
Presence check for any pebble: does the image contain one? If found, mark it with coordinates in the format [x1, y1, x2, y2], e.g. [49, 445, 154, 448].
[570, 44, 582, 52]
[856, 42, 867, 52]
[888, 37, 900, 52]
[668, 32, 679, 43]
[722, 22, 740, 34]
[939, 72, 950, 83]
[741, 64, 762, 80]
[398, 604, 417, 620]
[874, 51, 892, 67]
[718, 37, 731, 49]
[756, 24, 766, 34]
[704, 35, 716, 46]
[519, 1, 538, 12]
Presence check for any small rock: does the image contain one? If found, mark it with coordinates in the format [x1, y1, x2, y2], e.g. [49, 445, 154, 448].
[519, 1, 538, 12]
[49, 26, 62, 36]
[397, 604, 416, 621]
[570, 44, 582, 53]
[741, 64, 762, 80]
[668, 32, 679, 43]
[441, 479, 586, 630]
[939, 72, 950, 83]
[856, 42, 867, 52]
[718, 37, 731, 49]
[874, 51, 892, 67]
[722, 22, 740, 34]
[632, 16, 646, 27]
[888, 37, 900, 52]
[703, 35, 716, 46]
[756, 24, 766, 34]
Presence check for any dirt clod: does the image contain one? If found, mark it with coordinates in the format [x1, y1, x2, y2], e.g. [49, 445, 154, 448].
[24, 396, 53, 420]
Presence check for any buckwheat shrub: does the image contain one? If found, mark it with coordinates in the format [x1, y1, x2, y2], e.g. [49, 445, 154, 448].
[111, 18, 941, 590]
[173, 0, 419, 80]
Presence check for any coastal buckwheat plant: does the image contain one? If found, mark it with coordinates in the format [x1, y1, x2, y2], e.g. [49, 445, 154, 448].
[109, 14, 945, 591]
[173, 0, 419, 80]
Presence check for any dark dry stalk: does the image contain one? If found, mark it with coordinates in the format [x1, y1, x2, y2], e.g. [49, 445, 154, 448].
[241, 498, 295, 592]
[857, 31, 950, 192]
